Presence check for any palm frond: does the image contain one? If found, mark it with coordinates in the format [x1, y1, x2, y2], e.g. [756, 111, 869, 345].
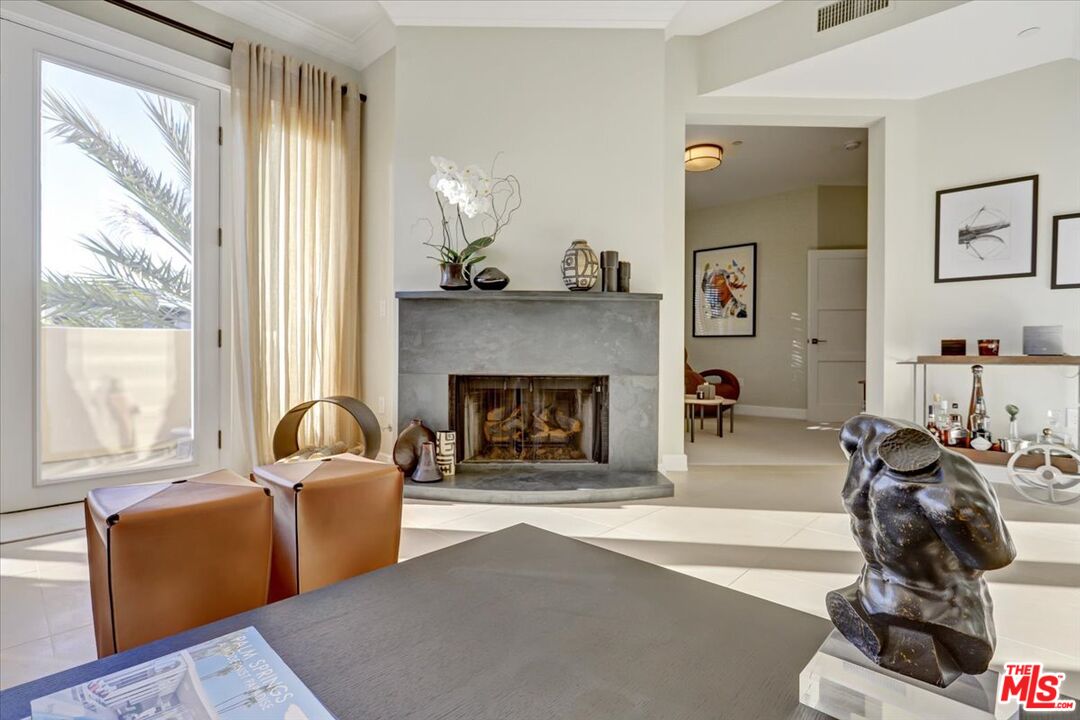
[42, 89, 191, 252]
[109, 206, 192, 263]
[141, 93, 192, 187]
[79, 232, 191, 307]
[41, 271, 187, 329]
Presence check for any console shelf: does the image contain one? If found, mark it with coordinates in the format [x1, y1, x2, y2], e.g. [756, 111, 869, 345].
[906, 355, 1080, 366]
[950, 446, 1078, 473]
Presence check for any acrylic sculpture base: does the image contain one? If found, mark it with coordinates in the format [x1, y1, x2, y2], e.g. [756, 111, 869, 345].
[799, 630, 1018, 720]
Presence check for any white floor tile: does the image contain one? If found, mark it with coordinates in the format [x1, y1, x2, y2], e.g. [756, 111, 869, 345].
[398, 528, 468, 561]
[41, 582, 93, 636]
[728, 569, 833, 619]
[603, 506, 809, 547]
[0, 503, 83, 544]
[401, 501, 494, 529]
[781, 527, 860, 553]
[1006, 522, 1080, 565]
[0, 576, 50, 649]
[434, 506, 614, 538]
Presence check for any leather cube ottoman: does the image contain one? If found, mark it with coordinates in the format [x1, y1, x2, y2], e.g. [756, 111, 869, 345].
[85, 470, 273, 657]
[251, 456, 403, 602]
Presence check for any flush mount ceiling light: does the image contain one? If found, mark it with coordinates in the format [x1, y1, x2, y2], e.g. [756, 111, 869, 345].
[685, 144, 723, 172]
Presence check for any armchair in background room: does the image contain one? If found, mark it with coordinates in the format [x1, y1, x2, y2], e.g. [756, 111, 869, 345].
[684, 350, 740, 417]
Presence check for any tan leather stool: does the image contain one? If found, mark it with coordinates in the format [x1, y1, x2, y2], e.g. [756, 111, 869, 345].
[85, 470, 273, 658]
[251, 456, 403, 602]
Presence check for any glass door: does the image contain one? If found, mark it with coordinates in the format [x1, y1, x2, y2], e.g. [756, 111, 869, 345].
[1, 18, 221, 511]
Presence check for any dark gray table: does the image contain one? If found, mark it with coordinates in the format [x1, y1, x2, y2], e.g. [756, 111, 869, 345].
[0, 524, 831, 719]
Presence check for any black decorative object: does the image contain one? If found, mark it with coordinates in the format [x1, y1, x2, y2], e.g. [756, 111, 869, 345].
[473, 267, 510, 290]
[828, 415, 1016, 688]
[618, 261, 631, 292]
[1051, 212, 1080, 289]
[411, 441, 443, 483]
[393, 418, 436, 474]
[600, 251, 619, 292]
[439, 262, 471, 291]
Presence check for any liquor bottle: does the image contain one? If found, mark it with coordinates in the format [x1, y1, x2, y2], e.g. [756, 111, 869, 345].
[971, 396, 992, 442]
[926, 403, 939, 438]
[967, 364, 987, 435]
[947, 402, 968, 447]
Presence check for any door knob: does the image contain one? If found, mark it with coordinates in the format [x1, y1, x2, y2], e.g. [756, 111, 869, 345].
[810, 338, 827, 344]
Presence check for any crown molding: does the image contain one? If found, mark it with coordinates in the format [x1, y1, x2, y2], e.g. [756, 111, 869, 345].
[191, 0, 395, 71]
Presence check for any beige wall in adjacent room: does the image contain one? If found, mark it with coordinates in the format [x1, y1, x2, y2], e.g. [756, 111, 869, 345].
[818, 186, 868, 249]
[685, 185, 867, 412]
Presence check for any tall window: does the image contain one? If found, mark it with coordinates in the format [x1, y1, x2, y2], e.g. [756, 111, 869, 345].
[1, 17, 222, 511]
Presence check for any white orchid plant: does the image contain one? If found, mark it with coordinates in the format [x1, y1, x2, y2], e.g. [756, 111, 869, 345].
[422, 155, 522, 273]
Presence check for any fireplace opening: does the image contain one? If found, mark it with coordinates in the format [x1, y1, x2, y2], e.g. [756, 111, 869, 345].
[450, 375, 609, 464]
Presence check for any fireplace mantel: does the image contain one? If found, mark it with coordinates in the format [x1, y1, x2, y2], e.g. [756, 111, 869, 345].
[395, 290, 662, 302]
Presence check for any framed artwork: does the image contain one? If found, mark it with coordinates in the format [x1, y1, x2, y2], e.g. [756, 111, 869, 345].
[934, 175, 1038, 283]
[693, 242, 757, 337]
[1051, 212, 1080, 289]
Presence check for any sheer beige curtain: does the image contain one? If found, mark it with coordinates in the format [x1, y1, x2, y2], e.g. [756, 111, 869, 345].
[230, 41, 362, 465]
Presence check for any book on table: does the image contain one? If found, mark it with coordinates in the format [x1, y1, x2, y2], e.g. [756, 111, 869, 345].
[30, 627, 334, 720]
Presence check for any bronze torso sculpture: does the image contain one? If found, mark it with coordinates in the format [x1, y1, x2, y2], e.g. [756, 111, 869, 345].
[828, 415, 1016, 687]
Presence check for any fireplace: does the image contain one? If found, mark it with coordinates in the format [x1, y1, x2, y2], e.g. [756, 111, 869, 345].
[451, 375, 608, 464]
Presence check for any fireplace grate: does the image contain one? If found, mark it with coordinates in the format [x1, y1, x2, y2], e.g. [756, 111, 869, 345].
[450, 375, 609, 464]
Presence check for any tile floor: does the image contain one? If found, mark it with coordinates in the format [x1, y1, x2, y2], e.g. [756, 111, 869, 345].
[2, 462, 1078, 696]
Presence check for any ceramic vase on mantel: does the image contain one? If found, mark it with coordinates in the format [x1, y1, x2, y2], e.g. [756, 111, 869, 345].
[439, 262, 471, 291]
[561, 239, 599, 291]
[411, 441, 443, 483]
[393, 418, 436, 474]
[435, 430, 456, 476]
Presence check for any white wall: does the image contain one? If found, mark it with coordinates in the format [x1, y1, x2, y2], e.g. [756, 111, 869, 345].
[685, 186, 867, 412]
[389, 27, 685, 467]
[900, 60, 1080, 438]
[392, 27, 665, 292]
[359, 49, 397, 457]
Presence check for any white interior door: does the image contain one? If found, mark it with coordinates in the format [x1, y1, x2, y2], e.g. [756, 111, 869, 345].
[1, 18, 221, 511]
[807, 250, 867, 422]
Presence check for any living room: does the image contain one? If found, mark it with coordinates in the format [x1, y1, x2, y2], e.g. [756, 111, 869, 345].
[1, 1, 1078, 718]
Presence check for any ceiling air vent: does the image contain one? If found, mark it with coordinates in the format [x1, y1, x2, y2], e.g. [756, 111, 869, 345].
[817, 0, 890, 32]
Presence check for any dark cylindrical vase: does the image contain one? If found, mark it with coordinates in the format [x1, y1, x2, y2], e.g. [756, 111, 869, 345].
[618, 261, 631, 292]
[411, 441, 443, 483]
[439, 262, 471, 291]
[601, 251, 619, 292]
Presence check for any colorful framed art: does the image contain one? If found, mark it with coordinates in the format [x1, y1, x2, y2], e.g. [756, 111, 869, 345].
[693, 242, 757, 338]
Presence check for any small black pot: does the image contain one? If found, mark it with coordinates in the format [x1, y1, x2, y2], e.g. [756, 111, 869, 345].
[474, 267, 510, 291]
[439, 262, 471, 290]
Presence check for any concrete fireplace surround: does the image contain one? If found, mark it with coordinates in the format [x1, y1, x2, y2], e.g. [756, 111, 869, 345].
[397, 291, 672, 503]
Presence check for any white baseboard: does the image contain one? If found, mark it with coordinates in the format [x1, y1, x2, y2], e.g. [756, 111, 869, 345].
[735, 405, 808, 420]
[660, 454, 688, 472]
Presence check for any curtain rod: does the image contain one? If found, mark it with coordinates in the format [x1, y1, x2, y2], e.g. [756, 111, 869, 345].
[102, 0, 367, 102]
